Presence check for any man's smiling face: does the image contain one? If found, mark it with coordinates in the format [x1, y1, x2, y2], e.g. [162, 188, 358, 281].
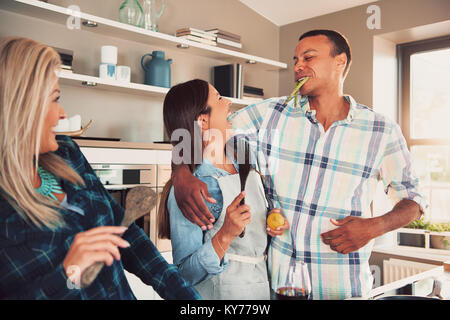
[293, 35, 347, 96]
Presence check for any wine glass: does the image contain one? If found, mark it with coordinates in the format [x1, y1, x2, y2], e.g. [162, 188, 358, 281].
[275, 260, 311, 300]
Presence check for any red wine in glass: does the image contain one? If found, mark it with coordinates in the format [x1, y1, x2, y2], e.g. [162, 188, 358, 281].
[275, 286, 309, 300]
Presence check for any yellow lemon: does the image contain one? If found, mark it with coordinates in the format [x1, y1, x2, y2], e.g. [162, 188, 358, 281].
[267, 210, 285, 230]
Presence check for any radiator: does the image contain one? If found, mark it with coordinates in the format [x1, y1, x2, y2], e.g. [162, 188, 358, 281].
[383, 259, 436, 284]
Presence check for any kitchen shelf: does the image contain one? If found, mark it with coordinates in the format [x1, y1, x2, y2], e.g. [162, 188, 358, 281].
[0, 0, 287, 71]
[57, 71, 255, 106]
[57, 71, 168, 97]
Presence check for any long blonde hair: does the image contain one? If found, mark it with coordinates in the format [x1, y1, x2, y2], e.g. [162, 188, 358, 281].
[0, 37, 84, 230]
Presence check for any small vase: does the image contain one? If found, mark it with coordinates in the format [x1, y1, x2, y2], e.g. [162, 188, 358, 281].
[142, 0, 166, 32]
[119, 0, 144, 28]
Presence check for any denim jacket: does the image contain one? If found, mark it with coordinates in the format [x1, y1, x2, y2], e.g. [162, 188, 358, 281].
[168, 158, 239, 286]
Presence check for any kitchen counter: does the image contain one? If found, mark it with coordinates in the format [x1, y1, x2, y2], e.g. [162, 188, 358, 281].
[73, 138, 172, 150]
[73, 138, 173, 165]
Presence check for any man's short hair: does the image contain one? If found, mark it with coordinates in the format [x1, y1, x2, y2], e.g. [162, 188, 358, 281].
[299, 29, 352, 77]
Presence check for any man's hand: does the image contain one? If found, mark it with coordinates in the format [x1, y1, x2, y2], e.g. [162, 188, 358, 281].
[320, 217, 382, 254]
[320, 199, 422, 254]
[172, 165, 217, 230]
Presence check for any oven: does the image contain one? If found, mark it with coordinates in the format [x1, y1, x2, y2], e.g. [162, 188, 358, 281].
[90, 163, 172, 252]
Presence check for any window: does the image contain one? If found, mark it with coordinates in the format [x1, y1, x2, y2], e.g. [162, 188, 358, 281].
[399, 36, 450, 222]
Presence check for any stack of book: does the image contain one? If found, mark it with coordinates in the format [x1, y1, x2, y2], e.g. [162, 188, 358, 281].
[175, 27, 242, 50]
[243, 85, 264, 102]
[206, 28, 242, 50]
[175, 27, 217, 46]
[213, 64, 243, 99]
[53, 47, 74, 73]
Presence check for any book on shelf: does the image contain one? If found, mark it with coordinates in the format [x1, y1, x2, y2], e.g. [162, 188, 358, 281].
[53, 46, 74, 73]
[177, 27, 214, 35]
[216, 37, 242, 48]
[205, 28, 241, 42]
[177, 34, 217, 46]
[176, 29, 217, 41]
[243, 85, 264, 96]
[213, 64, 243, 99]
[242, 92, 264, 99]
[216, 33, 241, 42]
[59, 67, 73, 74]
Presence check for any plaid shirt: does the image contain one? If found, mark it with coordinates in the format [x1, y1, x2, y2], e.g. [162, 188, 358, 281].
[230, 95, 426, 299]
[0, 135, 201, 300]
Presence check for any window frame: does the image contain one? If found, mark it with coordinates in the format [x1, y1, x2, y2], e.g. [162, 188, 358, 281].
[398, 36, 450, 222]
[398, 35, 450, 147]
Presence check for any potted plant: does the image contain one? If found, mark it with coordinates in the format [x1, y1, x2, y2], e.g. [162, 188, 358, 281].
[402, 219, 450, 250]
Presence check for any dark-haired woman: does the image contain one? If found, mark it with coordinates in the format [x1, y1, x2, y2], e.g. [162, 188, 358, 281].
[158, 79, 288, 300]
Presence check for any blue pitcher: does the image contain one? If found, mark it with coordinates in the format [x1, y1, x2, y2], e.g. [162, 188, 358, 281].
[141, 50, 172, 88]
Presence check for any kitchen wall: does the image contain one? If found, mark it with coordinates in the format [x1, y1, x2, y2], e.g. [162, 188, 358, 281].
[278, 0, 450, 108]
[0, 0, 280, 142]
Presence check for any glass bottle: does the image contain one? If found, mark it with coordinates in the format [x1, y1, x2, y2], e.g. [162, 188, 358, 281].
[119, 0, 144, 28]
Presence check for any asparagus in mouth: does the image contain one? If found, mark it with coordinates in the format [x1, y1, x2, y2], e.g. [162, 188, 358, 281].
[283, 76, 309, 107]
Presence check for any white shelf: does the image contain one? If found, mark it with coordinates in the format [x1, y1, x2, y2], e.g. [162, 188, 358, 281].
[0, 0, 287, 71]
[57, 71, 168, 97]
[57, 71, 256, 107]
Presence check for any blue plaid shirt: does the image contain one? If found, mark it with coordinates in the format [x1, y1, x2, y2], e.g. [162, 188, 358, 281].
[0, 135, 201, 300]
[230, 95, 427, 299]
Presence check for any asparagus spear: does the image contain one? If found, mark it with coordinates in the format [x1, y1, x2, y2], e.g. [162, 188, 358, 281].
[283, 76, 309, 107]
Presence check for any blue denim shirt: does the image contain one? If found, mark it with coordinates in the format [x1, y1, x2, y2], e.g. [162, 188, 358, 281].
[168, 158, 239, 286]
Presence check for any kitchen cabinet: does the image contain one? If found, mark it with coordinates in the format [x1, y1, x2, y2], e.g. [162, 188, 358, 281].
[77, 139, 173, 253]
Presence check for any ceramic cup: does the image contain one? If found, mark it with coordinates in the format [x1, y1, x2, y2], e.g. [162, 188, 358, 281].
[101, 45, 118, 65]
[54, 118, 69, 132]
[69, 114, 81, 131]
[116, 65, 131, 82]
[99, 63, 116, 80]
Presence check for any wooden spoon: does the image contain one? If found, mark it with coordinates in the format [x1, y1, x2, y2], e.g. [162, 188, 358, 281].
[80, 186, 157, 288]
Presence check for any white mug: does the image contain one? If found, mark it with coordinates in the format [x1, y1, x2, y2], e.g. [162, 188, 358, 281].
[116, 65, 131, 82]
[69, 115, 81, 131]
[99, 63, 116, 80]
[101, 45, 118, 65]
[54, 118, 69, 132]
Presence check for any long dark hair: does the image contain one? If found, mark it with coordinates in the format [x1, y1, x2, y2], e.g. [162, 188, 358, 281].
[158, 79, 210, 239]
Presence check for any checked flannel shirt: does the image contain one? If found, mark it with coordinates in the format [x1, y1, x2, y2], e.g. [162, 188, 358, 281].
[230, 94, 427, 300]
[0, 135, 201, 300]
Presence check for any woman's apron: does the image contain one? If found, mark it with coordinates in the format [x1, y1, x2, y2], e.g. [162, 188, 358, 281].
[194, 170, 270, 300]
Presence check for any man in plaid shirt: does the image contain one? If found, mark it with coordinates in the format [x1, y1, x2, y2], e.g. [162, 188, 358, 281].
[171, 30, 426, 299]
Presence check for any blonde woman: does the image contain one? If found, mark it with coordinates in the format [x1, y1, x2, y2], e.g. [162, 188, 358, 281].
[0, 37, 200, 300]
